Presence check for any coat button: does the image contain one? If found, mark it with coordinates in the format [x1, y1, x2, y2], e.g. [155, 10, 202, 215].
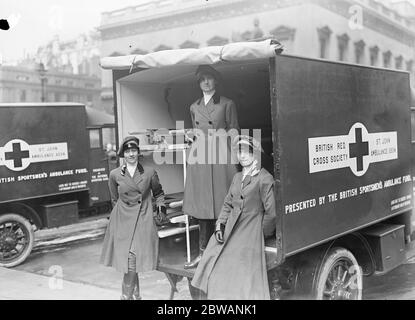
[208, 121, 213, 125]
[196, 121, 199, 125]
[137, 200, 141, 204]
[240, 196, 244, 200]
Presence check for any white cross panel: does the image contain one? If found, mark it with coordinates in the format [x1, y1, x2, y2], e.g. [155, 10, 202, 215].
[0, 139, 68, 172]
[308, 123, 398, 177]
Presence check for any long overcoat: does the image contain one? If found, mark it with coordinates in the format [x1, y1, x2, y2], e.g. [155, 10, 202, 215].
[100, 163, 165, 273]
[191, 168, 276, 300]
[183, 94, 239, 220]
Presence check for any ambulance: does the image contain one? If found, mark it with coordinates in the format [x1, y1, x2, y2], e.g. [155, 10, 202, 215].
[0, 103, 114, 267]
[101, 39, 413, 299]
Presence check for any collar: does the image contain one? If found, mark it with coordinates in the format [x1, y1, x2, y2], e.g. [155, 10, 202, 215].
[203, 91, 215, 105]
[126, 164, 137, 176]
[121, 162, 144, 176]
[242, 160, 260, 180]
[197, 91, 220, 105]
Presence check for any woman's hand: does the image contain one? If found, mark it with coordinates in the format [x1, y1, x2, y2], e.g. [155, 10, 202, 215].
[184, 129, 196, 144]
[215, 230, 224, 244]
[214, 223, 225, 244]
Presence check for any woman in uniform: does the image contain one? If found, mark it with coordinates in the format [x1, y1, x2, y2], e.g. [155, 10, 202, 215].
[100, 136, 166, 300]
[191, 135, 276, 300]
[183, 65, 239, 269]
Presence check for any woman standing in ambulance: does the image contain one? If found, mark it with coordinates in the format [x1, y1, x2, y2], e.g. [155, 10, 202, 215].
[183, 65, 239, 269]
[191, 135, 276, 299]
[100, 136, 166, 300]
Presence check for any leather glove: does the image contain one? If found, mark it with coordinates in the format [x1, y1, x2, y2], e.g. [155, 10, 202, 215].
[214, 223, 225, 244]
[158, 205, 167, 216]
[154, 205, 169, 226]
[185, 130, 196, 144]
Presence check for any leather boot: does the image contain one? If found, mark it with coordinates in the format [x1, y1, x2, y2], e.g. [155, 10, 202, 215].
[120, 271, 136, 300]
[184, 248, 204, 269]
[132, 273, 142, 300]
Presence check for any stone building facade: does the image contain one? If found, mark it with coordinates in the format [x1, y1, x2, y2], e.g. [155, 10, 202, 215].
[98, 0, 415, 112]
[0, 64, 101, 107]
[36, 31, 102, 78]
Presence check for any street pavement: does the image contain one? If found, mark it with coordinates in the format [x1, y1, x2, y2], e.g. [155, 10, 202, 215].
[1, 217, 192, 300]
[0, 218, 415, 300]
[1, 236, 192, 300]
[0, 218, 120, 300]
[0, 267, 118, 300]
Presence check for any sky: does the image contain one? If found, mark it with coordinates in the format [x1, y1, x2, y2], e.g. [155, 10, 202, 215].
[1, 0, 415, 64]
[0, 0, 145, 63]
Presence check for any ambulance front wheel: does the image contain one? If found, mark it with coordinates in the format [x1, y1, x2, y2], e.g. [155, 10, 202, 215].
[314, 247, 363, 300]
[0, 214, 34, 268]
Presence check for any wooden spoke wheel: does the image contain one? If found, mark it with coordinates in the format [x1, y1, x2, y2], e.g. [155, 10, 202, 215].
[315, 247, 363, 300]
[0, 214, 34, 268]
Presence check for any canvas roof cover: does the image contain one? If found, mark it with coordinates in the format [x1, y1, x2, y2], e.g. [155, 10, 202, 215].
[100, 39, 283, 71]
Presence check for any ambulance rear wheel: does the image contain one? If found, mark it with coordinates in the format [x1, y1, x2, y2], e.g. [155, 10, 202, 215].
[315, 247, 362, 300]
[0, 214, 34, 268]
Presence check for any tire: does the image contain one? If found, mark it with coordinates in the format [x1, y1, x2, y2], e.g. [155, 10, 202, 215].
[0, 214, 34, 268]
[314, 247, 363, 300]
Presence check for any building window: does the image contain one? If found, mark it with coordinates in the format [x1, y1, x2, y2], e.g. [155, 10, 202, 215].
[131, 48, 148, 55]
[354, 40, 365, 64]
[16, 75, 29, 81]
[383, 51, 392, 68]
[395, 55, 403, 70]
[87, 94, 93, 102]
[206, 36, 229, 46]
[54, 92, 61, 102]
[411, 111, 415, 142]
[89, 129, 101, 149]
[317, 26, 332, 59]
[102, 127, 116, 150]
[179, 40, 200, 49]
[55, 79, 62, 85]
[270, 25, 296, 53]
[109, 52, 124, 57]
[20, 90, 26, 102]
[369, 46, 379, 66]
[153, 44, 173, 52]
[337, 33, 349, 62]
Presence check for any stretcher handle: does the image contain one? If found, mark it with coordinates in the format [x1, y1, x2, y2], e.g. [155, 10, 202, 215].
[169, 200, 183, 208]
